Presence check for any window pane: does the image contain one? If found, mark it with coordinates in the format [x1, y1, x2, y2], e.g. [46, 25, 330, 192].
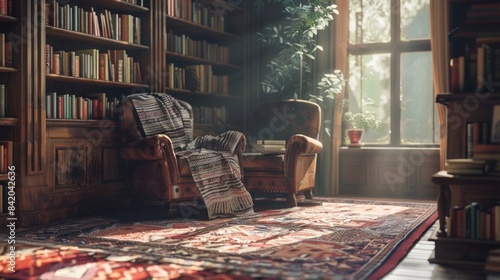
[348, 53, 391, 144]
[401, 0, 430, 40]
[349, 0, 391, 44]
[401, 52, 436, 144]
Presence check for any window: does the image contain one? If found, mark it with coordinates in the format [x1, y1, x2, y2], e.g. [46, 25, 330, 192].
[347, 0, 438, 145]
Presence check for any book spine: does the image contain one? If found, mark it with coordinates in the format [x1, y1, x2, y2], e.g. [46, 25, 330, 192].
[0, 84, 5, 117]
[495, 203, 500, 241]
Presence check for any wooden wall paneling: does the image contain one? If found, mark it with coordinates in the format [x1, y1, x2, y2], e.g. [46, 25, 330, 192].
[375, 162, 415, 197]
[339, 148, 440, 200]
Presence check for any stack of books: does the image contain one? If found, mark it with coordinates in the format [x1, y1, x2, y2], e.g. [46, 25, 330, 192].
[473, 153, 500, 176]
[251, 140, 286, 154]
[445, 159, 488, 175]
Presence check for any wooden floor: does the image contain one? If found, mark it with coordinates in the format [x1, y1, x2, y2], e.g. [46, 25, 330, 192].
[383, 221, 489, 280]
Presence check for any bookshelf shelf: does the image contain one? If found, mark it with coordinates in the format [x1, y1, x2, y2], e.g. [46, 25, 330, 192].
[47, 119, 117, 128]
[0, 118, 17, 126]
[166, 51, 241, 72]
[0, 67, 16, 73]
[46, 74, 149, 88]
[166, 16, 240, 41]
[166, 88, 243, 100]
[436, 93, 500, 105]
[0, 15, 16, 22]
[46, 26, 149, 51]
[83, 0, 149, 13]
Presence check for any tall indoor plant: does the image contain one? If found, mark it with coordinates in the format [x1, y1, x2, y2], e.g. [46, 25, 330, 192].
[256, 0, 343, 135]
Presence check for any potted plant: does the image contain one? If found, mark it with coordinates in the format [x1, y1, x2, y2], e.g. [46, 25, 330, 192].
[343, 98, 381, 145]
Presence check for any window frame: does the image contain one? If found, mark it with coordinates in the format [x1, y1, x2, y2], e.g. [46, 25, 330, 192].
[346, 0, 435, 147]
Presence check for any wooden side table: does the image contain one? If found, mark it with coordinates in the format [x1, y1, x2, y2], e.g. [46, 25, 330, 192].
[432, 170, 500, 237]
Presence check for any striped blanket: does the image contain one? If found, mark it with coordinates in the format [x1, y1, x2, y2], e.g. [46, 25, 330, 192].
[130, 93, 254, 219]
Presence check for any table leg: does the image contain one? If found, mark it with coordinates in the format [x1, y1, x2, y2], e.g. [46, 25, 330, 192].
[437, 184, 450, 237]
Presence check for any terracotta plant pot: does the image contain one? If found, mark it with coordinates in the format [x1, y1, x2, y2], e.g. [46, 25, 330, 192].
[347, 129, 363, 144]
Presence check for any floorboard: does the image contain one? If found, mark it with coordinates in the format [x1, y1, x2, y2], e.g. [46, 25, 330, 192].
[383, 221, 489, 280]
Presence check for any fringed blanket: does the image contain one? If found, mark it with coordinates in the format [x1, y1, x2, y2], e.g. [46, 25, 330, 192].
[129, 92, 192, 150]
[130, 93, 254, 219]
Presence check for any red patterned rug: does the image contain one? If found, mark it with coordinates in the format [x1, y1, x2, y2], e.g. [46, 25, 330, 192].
[1, 197, 437, 279]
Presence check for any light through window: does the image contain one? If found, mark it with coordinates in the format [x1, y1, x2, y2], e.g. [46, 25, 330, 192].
[347, 0, 437, 145]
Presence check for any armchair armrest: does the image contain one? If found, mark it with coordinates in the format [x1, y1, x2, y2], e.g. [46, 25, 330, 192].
[120, 135, 179, 183]
[284, 134, 323, 174]
[286, 134, 323, 155]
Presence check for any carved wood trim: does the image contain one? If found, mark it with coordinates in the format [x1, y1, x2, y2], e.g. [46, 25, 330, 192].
[23, 0, 46, 175]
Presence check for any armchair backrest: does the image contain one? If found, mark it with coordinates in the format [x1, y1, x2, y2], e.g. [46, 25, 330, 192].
[249, 99, 321, 141]
[117, 93, 193, 144]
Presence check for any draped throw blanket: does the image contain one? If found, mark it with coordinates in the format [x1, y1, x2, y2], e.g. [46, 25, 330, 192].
[130, 93, 254, 219]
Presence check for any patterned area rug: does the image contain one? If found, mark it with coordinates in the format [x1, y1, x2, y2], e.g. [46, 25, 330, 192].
[1, 197, 437, 279]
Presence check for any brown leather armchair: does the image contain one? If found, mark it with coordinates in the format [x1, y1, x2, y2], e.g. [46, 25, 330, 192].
[242, 99, 323, 207]
[116, 94, 246, 215]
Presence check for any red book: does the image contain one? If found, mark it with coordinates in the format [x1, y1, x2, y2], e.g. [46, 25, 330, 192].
[45, 3, 51, 25]
[0, 0, 7, 16]
[53, 53, 60, 74]
[0, 141, 12, 173]
[121, 14, 128, 42]
[99, 53, 106, 80]
[58, 96, 63, 119]
[5, 41, 12, 67]
[92, 99, 98, 119]
[0, 145, 4, 174]
[82, 99, 88, 120]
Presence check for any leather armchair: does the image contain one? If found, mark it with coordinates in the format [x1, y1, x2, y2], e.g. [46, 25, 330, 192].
[242, 99, 323, 207]
[116, 94, 247, 215]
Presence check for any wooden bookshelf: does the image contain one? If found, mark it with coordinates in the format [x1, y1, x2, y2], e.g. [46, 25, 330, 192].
[46, 26, 150, 50]
[0, 0, 250, 226]
[46, 73, 149, 88]
[166, 15, 240, 41]
[0, 0, 17, 220]
[165, 2, 246, 136]
[431, 0, 500, 268]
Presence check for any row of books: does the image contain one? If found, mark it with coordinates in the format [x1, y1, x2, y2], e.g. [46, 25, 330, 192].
[0, 84, 5, 118]
[192, 106, 227, 125]
[167, 31, 230, 64]
[0, 0, 13, 16]
[250, 140, 286, 154]
[0, 141, 12, 174]
[46, 92, 120, 120]
[167, 63, 229, 94]
[448, 201, 500, 241]
[167, 0, 228, 32]
[0, 33, 13, 67]
[446, 158, 500, 176]
[46, 1, 142, 44]
[465, 2, 500, 25]
[45, 45, 143, 84]
[450, 42, 500, 93]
